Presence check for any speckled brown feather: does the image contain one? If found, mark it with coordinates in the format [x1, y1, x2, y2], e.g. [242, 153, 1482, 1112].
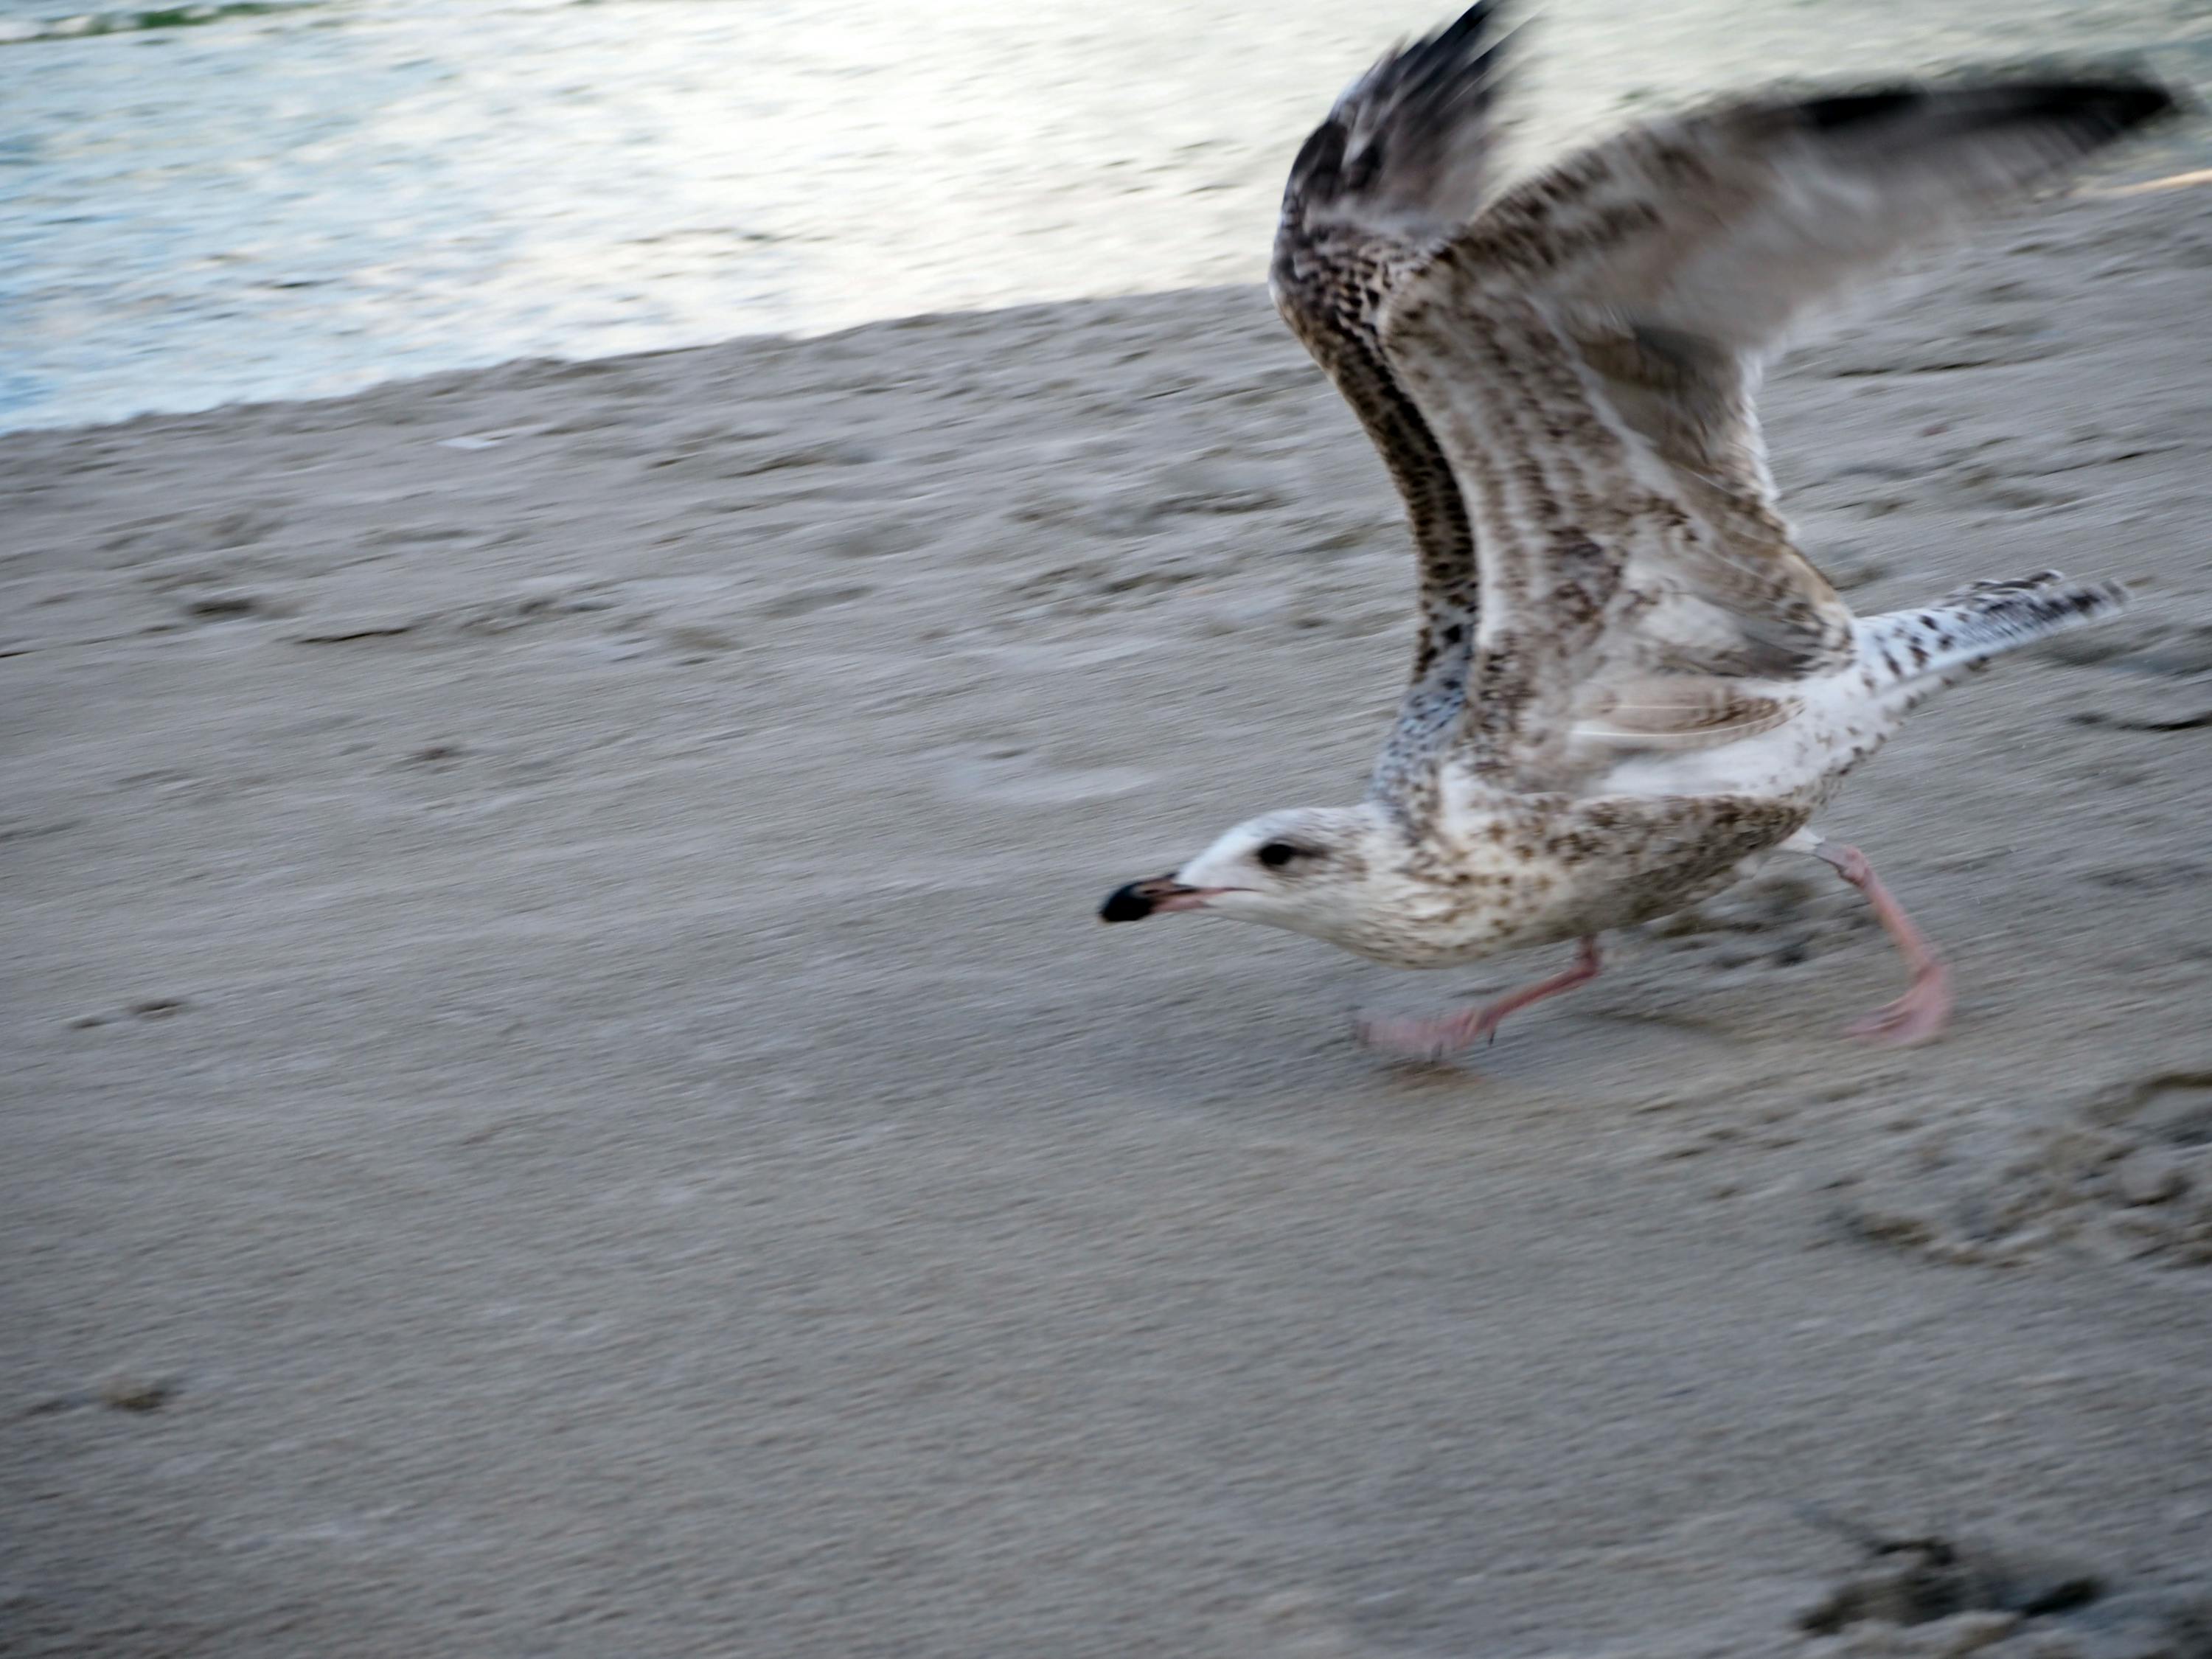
[1379, 69, 2178, 797]
[1269, 4, 1509, 807]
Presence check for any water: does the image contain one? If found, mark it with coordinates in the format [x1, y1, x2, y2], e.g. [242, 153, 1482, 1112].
[4, 0, 2207, 431]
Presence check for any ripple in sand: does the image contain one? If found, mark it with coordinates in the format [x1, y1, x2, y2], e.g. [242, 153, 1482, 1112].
[937, 748, 1157, 808]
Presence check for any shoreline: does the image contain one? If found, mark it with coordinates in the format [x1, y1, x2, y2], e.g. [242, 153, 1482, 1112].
[8, 171, 2208, 443]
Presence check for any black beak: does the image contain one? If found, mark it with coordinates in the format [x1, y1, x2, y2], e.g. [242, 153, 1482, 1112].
[1099, 875, 1192, 923]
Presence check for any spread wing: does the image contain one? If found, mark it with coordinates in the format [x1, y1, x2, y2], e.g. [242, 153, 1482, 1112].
[1377, 73, 2179, 794]
[1270, 3, 1509, 801]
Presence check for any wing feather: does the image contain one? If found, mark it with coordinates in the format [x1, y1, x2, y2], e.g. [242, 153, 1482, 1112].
[1270, 3, 1510, 801]
[1378, 72, 2180, 791]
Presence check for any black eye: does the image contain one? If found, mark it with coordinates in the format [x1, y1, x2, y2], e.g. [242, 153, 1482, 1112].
[1256, 841, 1304, 869]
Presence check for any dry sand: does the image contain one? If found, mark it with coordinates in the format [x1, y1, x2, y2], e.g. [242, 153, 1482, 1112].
[5, 189, 2212, 1658]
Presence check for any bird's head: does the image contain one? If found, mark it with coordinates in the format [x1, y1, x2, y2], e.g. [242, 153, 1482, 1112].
[1099, 801, 1428, 961]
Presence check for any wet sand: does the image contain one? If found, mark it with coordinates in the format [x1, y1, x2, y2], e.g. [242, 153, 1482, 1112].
[4, 188, 2211, 1657]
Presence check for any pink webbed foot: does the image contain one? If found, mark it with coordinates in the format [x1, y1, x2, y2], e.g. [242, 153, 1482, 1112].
[1846, 961, 1954, 1046]
[1812, 840, 1953, 1047]
[1357, 1006, 1508, 1064]
[1356, 938, 1603, 1063]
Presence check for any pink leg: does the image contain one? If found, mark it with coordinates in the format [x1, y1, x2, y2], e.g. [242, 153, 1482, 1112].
[1815, 841, 1953, 1046]
[1359, 937, 1603, 1062]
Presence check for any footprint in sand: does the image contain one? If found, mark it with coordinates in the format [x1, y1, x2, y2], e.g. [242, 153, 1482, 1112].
[1796, 1523, 2212, 1658]
[1839, 1070, 2212, 1271]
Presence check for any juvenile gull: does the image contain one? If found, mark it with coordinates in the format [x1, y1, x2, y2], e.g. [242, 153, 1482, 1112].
[1099, 3, 2180, 1057]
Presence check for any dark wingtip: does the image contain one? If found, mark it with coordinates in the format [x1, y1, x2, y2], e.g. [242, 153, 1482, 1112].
[1792, 72, 2187, 146]
[2011, 77, 2183, 137]
[1795, 88, 1926, 133]
[1341, 0, 1512, 131]
[1280, 0, 1515, 231]
[1426, 1, 1505, 62]
[1401, 0, 1512, 94]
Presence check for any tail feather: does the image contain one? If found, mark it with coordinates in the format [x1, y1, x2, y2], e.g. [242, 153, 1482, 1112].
[1857, 571, 2127, 695]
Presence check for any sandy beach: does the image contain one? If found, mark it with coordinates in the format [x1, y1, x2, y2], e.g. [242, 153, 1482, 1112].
[5, 187, 2211, 1657]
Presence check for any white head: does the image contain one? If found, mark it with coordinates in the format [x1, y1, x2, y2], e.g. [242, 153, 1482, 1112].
[1099, 801, 1432, 962]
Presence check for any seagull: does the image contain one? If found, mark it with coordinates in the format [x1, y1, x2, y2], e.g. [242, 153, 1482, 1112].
[1098, 3, 2180, 1057]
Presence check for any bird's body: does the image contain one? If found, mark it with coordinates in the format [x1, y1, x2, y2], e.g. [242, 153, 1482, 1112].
[1246, 577, 2121, 976]
[1099, 4, 2179, 1054]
